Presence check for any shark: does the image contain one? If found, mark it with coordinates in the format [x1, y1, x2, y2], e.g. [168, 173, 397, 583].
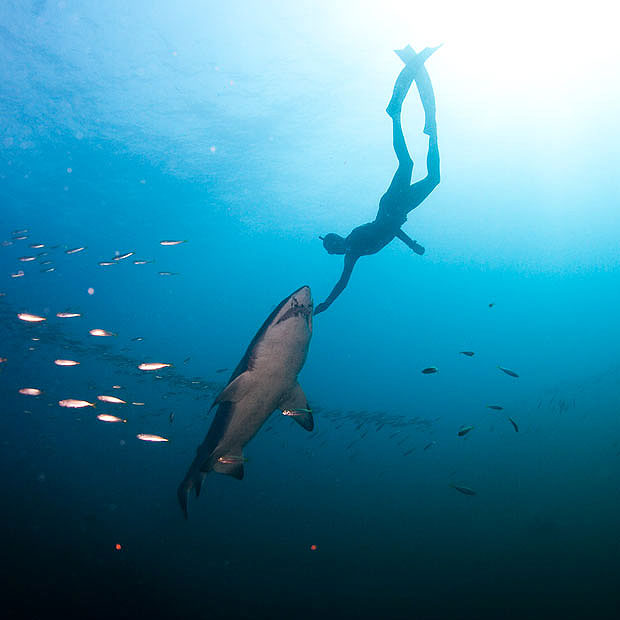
[177, 285, 314, 518]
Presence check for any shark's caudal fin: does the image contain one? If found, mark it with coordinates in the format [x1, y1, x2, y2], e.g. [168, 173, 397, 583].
[177, 479, 191, 520]
[177, 469, 207, 519]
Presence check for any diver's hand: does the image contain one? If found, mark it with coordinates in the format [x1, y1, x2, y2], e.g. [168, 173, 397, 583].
[314, 302, 330, 316]
[411, 241, 425, 255]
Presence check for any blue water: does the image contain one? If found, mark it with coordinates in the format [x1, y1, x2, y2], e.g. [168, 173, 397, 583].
[2, 2, 620, 618]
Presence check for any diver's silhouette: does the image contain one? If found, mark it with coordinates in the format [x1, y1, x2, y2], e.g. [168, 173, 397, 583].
[315, 45, 441, 315]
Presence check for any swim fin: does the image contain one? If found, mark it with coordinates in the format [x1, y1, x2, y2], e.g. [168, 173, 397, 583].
[395, 44, 442, 67]
[392, 44, 440, 135]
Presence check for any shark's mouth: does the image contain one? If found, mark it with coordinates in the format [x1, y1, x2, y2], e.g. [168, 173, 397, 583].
[276, 296, 313, 326]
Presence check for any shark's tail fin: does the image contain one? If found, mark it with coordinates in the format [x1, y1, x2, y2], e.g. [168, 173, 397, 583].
[177, 470, 206, 519]
[177, 480, 191, 520]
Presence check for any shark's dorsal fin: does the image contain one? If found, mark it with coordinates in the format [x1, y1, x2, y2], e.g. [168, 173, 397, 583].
[212, 371, 255, 407]
[280, 383, 314, 431]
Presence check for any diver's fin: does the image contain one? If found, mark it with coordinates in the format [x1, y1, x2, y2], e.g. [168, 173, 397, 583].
[395, 44, 417, 64]
[213, 455, 245, 480]
[395, 43, 442, 68]
[211, 371, 255, 408]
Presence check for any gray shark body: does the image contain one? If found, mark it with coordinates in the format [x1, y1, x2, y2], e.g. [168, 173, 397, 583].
[177, 285, 314, 518]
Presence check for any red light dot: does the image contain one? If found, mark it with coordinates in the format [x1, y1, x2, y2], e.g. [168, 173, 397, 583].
[115, 543, 122, 551]
[310, 544, 317, 551]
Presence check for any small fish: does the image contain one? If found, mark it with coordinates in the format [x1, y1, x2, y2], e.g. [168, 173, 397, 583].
[460, 351, 475, 357]
[215, 368, 229, 374]
[508, 417, 519, 432]
[2, 240, 14, 247]
[12, 229, 28, 235]
[138, 362, 172, 371]
[132, 402, 145, 406]
[421, 367, 438, 374]
[158, 271, 179, 276]
[217, 455, 247, 464]
[137, 434, 169, 442]
[114, 252, 134, 261]
[112, 385, 123, 389]
[133, 259, 153, 265]
[98, 261, 116, 266]
[65, 247, 86, 254]
[89, 329, 116, 337]
[19, 388, 42, 396]
[487, 405, 503, 411]
[0, 357, 7, 363]
[282, 408, 312, 417]
[59, 399, 95, 408]
[403, 448, 415, 456]
[97, 414, 127, 423]
[56, 312, 81, 318]
[131, 336, 144, 342]
[451, 484, 476, 496]
[424, 441, 436, 451]
[97, 395, 126, 404]
[498, 366, 519, 378]
[30, 243, 45, 249]
[19, 256, 36, 262]
[42, 267, 55, 273]
[18, 313, 46, 322]
[13, 235, 28, 241]
[169, 412, 175, 424]
[488, 303, 495, 308]
[54, 359, 80, 366]
[457, 425, 474, 437]
[10, 271, 25, 278]
[159, 240, 187, 246]
[183, 357, 191, 364]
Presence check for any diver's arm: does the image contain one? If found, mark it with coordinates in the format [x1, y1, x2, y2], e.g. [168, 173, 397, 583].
[395, 229, 425, 255]
[314, 253, 358, 315]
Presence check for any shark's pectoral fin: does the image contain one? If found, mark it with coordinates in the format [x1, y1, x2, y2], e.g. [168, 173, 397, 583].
[212, 371, 255, 407]
[280, 382, 314, 432]
[212, 454, 245, 480]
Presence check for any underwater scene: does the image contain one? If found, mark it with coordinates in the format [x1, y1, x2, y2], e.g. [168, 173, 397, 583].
[2, 1, 620, 618]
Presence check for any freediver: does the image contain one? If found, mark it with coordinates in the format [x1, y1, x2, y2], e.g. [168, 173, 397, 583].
[314, 45, 441, 315]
